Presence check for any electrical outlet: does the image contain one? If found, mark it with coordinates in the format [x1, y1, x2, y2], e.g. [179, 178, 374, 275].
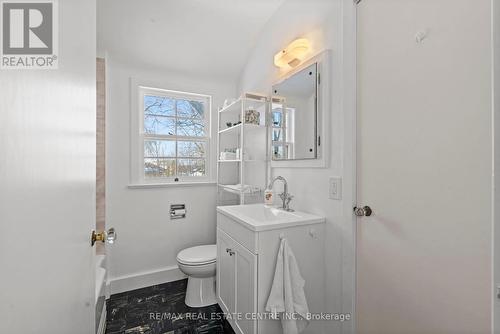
[329, 177, 342, 200]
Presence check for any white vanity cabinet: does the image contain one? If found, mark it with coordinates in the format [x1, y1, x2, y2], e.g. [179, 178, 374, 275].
[216, 204, 326, 334]
[217, 229, 258, 334]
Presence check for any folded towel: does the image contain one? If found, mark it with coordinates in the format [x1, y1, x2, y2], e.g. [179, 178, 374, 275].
[265, 238, 310, 334]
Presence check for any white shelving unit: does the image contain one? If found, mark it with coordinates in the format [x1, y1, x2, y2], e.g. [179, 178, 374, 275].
[217, 93, 269, 206]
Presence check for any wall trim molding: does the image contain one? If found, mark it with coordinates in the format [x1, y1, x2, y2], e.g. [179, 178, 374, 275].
[341, 0, 357, 333]
[107, 265, 186, 295]
[97, 304, 107, 334]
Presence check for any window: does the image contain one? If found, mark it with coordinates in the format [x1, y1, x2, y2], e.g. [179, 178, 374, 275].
[136, 85, 212, 184]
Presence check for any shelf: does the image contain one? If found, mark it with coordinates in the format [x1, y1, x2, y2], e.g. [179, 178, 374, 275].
[218, 123, 266, 135]
[218, 184, 262, 195]
[217, 92, 268, 206]
[219, 94, 268, 114]
[218, 159, 266, 163]
[219, 123, 242, 134]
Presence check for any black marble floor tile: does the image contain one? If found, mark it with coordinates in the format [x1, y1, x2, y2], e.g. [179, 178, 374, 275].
[106, 279, 235, 334]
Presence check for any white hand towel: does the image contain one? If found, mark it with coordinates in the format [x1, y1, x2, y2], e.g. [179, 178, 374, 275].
[265, 238, 310, 334]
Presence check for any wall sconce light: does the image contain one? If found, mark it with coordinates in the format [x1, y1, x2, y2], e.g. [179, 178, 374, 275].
[274, 38, 311, 69]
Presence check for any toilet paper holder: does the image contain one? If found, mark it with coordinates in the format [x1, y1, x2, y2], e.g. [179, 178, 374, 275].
[170, 204, 186, 219]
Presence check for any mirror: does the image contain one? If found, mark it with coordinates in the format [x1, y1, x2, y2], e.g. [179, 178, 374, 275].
[271, 63, 318, 160]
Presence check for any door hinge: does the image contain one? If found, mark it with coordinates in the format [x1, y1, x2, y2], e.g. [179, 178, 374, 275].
[318, 73, 321, 85]
[318, 136, 321, 146]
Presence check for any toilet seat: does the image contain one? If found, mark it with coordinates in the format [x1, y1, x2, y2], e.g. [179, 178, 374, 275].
[177, 244, 216, 266]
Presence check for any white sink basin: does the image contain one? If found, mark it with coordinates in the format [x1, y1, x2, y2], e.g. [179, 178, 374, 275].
[216, 204, 325, 231]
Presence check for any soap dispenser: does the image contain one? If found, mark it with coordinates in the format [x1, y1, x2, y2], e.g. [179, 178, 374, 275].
[264, 187, 274, 205]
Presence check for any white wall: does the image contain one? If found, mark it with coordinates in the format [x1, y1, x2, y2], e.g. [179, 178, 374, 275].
[106, 56, 237, 292]
[238, 0, 355, 333]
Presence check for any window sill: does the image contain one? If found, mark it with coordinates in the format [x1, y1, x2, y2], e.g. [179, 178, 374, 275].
[128, 181, 217, 189]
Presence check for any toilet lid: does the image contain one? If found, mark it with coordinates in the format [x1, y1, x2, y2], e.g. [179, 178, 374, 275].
[177, 245, 216, 265]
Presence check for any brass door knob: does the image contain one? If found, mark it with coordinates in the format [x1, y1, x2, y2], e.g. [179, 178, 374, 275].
[91, 228, 117, 246]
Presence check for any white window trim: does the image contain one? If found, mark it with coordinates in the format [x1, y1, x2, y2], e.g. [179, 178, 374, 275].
[129, 78, 215, 186]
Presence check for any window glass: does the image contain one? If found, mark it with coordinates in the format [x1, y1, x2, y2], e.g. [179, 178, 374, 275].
[177, 100, 204, 119]
[144, 115, 176, 135]
[140, 89, 210, 181]
[144, 140, 176, 158]
[144, 158, 176, 178]
[178, 141, 206, 158]
[176, 118, 205, 137]
[177, 159, 206, 177]
[144, 96, 175, 116]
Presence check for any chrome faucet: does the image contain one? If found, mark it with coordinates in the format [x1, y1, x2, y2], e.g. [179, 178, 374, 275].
[268, 176, 294, 212]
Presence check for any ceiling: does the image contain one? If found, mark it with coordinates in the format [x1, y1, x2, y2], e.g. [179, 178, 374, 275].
[97, 0, 285, 81]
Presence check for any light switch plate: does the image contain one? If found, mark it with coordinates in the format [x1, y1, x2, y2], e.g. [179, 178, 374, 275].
[329, 177, 342, 200]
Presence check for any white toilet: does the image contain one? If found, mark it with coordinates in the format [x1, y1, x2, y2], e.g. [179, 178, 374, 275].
[176, 244, 217, 307]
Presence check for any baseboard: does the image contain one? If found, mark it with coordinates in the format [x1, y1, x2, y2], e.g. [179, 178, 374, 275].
[108, 265, 186, 295]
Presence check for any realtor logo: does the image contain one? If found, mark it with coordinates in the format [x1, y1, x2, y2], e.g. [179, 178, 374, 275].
[1, 0, 58, 69]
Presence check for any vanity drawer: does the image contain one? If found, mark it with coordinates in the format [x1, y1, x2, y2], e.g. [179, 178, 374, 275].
[217, 213, 258, 254]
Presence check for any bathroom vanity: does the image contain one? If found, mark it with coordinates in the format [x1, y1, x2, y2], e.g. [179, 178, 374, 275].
[216, 204, 326, 334]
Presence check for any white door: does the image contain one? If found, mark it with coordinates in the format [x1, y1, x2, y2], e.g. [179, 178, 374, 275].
[0, 1, 97, 333]
[356, 1, 492, 333]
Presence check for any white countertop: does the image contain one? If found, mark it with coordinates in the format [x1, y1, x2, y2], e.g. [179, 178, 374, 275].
[217, 203, 325, 232]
